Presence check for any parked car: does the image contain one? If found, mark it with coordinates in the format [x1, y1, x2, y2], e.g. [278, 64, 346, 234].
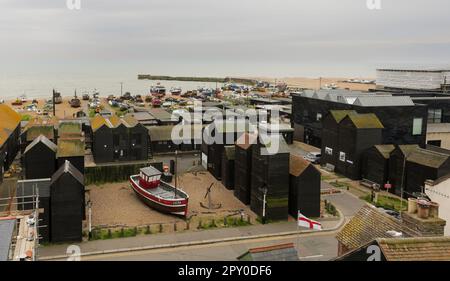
[304, 152, 321, 164]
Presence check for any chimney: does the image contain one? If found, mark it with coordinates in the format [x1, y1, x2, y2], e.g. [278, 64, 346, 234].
[402, 198, 446, 237]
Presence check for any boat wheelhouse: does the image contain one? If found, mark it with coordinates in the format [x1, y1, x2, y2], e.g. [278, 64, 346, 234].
[129, 166, 189, 216]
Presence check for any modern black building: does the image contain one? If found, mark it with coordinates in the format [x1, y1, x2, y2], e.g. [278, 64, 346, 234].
[292, 90, 428, 148]
[321, 110, 357, 169]
[250, 135, 290, 221]
[91, 115, 149, 163]
[0, 104, 21, 182]
[49, 160, 85, 243]
[23, 135, 57, 180]
[361, 145, 395, 187]
[221, 146, 235, 190]
[333, 113, 384, 180]
[234, 133, 257, 205]
[289, 154, 321, 218]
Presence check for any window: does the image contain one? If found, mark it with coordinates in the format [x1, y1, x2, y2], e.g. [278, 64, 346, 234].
[325, 147, 333, 155]
[412, 118, 423, 135]
[428, 140, 442, 147]
[316, 113, 323, 121]
[339, 152, 346, 162]
[428, 109, 442, 124]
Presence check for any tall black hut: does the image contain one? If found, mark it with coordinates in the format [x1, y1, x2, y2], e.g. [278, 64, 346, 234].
[23, 135, 57, 179]
[361, 145, 395, 187]
[221, 146, 235, 190]
[49, 160, 85, 243]
[234, 133, 258, 204]
[250, 135, 290, 221]
[289, 154, 321, 218]
[388, 145, 420, 196]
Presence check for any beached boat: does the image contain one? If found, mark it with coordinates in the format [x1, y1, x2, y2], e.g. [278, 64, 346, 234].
[53, 91, 63, 104]
[150, 84, 166, 97]
[82, 93, 90, 100]
[70, 92, 81, 108]
[130, 166, 189, 216]
[170, 87, 182, 95]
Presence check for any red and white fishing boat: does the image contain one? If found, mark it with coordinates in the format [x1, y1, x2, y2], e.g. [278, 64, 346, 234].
[129, 166, 189, 216]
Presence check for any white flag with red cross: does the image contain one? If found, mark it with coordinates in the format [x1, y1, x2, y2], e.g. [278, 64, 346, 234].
[298, 211, 322, 230]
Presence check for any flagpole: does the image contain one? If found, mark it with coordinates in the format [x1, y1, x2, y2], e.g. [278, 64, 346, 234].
[297, 210, 300, 257]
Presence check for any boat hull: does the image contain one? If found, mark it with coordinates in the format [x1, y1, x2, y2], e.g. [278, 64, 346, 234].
[130, 177, 188, 217]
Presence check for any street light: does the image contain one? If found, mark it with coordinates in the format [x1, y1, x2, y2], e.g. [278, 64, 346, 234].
[259, 184, 268, 224]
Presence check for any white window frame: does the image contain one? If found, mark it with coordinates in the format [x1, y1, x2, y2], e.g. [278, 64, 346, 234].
[412, 118, 423, 136]
[339, 152, 346, 162]
[325, 147, 333, 155]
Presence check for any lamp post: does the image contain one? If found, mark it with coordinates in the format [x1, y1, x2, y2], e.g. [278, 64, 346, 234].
[260, 184, 268, 224]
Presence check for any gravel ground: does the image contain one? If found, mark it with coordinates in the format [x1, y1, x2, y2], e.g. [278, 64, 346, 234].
[88, 171, 257, 228]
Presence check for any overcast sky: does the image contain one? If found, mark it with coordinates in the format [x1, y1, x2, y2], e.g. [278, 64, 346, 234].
[1, 0, 450, 78]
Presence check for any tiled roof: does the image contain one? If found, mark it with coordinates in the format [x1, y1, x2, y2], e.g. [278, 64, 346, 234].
[345, 113, 384, 129]
[289, 153, 313, 177]
[378, 236, 450, 261]
[407, 148, 449, 169]
[374, 145, 396, 159]
[238, 243, 299, 261]
[0, 104, 21, 147]
[235, 132, 258, 150]
[329, 110, 357, 123]
[57, 139, 85, 158]
[336, 205, 417, 250]
[90, 115, 107, 132]
[91, 115, 140, 132]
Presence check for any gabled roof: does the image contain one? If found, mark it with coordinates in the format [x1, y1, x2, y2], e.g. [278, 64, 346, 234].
[377, 236, 450, 261]
[235, 133, 258, 150]
[24, 135, 57, 155]
[259, 134, 290, 155]
[328, 110, 357, 123]
[354, 96, 415, 107]
[90, 115, 107, 132]
[237, 243, 299, 261]
[343, 113, 384, 129]
[91, 115, 140, 132]
[0, 104, 21, 147]
[57, 139, 85, 158]
[289, 153, 313, 177]
[50, 160, 84, 186]
[374, 145, 396, 159]
[336, 205, 417, 250]
[395, 144, 420, 157]
[407, 148, 450, 169]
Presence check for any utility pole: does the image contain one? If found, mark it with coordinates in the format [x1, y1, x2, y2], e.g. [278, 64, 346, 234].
[261, 184, 268, 224]
[52, 89, 56, 117]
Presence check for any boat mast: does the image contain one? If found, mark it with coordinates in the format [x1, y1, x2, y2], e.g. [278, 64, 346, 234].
[174, 150, 178, 198]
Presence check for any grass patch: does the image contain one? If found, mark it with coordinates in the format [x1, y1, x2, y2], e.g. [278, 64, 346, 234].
[360, 194, 407, 212]
[329, 181, 350, 190]
[21, 114, 32, 121]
